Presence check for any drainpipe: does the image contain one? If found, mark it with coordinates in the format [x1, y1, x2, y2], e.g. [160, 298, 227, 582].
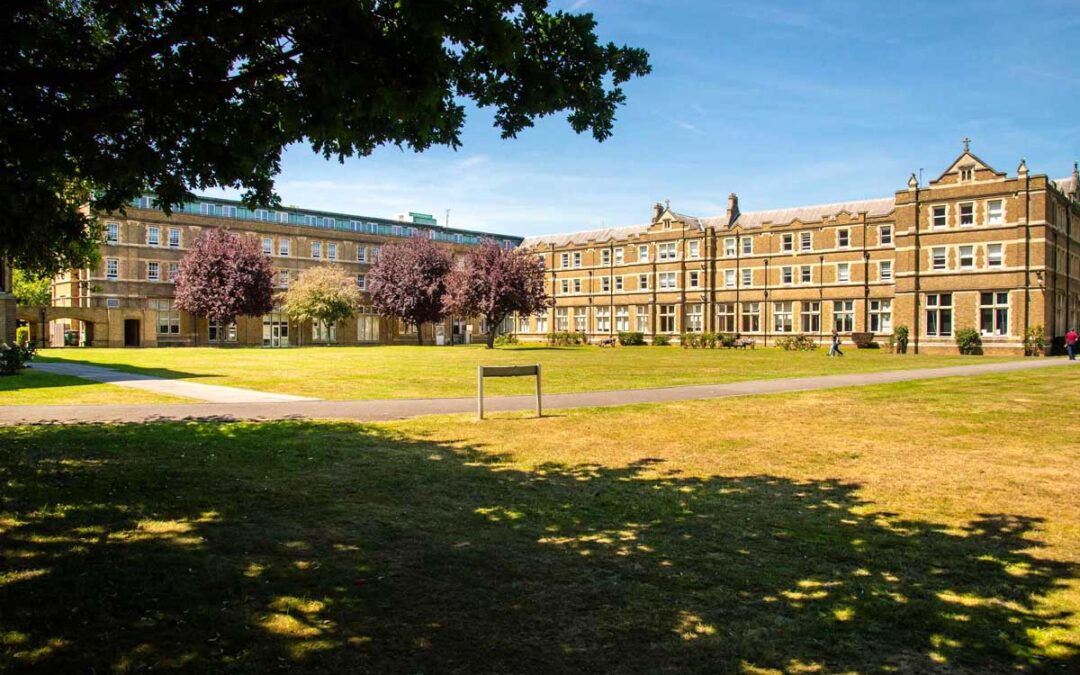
[819, 254, 825, 344]
[913, 179, 922, 355]
[550, 243, 556, 339]
[1067, 206, 1072, 332]
[763, 258, 770, 347]
[680, 229, 687, 334]
[650, 245, 657, 341]
[1023, 164, 1031, 349]
[608, 242, 614, 337]
[709, 230, 717, 332]
[862, 218, 870, 333]
[735, 235, 741, 337]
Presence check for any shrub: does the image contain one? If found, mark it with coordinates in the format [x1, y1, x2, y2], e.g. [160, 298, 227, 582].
[0, 342, 34, 375]
[719, 333, 737, 348]
[701, 332, 718, 349]
[775, 334, 818, 351]
[956, 327, 983, 355]
[494, 333, 519, 347]
[15, 326, 30, 346]
[545, 331, 588, 346]
[1024, 325, 1046, 357]
[851, 332, 875, 349]
[652, 334, 671, 346]
[617, 331, 645, 346]
[894, 325, 909, 354]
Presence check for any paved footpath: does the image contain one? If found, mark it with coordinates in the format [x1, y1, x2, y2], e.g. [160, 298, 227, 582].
[2, 358, 1074, 426]
[32, 362, 318, 404]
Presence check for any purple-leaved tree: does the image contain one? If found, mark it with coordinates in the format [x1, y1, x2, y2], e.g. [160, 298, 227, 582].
[174, 228, 275, 345]
[368, 236, 454, 345]
[445, 241, 550, 348]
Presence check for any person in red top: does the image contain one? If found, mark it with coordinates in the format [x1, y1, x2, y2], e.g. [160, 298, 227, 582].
[1067, 328, 1078, 361]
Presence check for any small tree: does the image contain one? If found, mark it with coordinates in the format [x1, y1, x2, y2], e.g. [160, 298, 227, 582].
[368, 237, 454, 345]
[174, 229, 275, 345]
[279, 266, 362, 345]
[12, 269, 52, 307]
[445, 241, 550, 349]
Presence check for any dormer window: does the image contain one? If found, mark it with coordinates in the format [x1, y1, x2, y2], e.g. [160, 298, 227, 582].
[960, 166, 974, 182]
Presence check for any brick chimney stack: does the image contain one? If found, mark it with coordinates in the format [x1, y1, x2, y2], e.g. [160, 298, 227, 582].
[725, 192, 740, 225]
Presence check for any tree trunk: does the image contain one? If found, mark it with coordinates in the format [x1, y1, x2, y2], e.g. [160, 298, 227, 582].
[417, 322, 424, 346]
[486, 316, 497, 349]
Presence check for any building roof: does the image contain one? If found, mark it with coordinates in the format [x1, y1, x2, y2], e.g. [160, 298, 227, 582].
[721, 196, 896, 229]
[521, 223, 650, 248]
[1052, 175, 1078, 197]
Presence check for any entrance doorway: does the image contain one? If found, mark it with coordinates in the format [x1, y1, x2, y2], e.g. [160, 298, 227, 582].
[262, 312, 289, 348]
[123, 319, 141, 347]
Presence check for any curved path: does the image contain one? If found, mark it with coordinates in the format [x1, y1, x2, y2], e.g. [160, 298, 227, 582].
[1, 358, 1074, 426]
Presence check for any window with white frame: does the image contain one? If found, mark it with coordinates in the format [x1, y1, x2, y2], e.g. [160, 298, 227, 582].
[724, 238, 736, 257]
[932, 247, 947, 270]
[686, 304, 703, 332]
[833, 300, 854, 332]
[741, 237, 753, 255]
[209, 321, 237, 343]
[279, 239, 290, 256]
[658, 242, 677, 260]
[879, 260, 893, 281]
[535, 314, 548, 333]
[925, 293, 953, 336]
[870, 299, 892, 333]
[560, 279, 569, 295]
[773, 301, 793, 333]
[573, 307, 587, 331]
[959, 202, 974, 226]
[312, 321, 337, 343]
[106, 222, 119, 244]
[658, 304, 676, 333]
[614, 248, 624, 265]
[880, 225, 892, 245]
[149, 299, 180, 335]
[932, 205, 947, 228]
[555, 307, 568, 331]
[572, 278, 582, 294]
[147, 261, 159, 281]
[278, 269, 289, 288]
[357, 245, 367, 262]
[801, 301, 820, 333]
[223, 205, 237, 218]
[262, 237, 273, 255]
[601, 249, 611, 266]
[573, 252, 582, 268]
[782, 233, 794, 252]
[741, 302, 760, 332]
[987, 243, 1003, 267]
[596, 306, 611, 333]
[781, 266, 793, 285]
[741, 268, 752, 287]
[518, 315, 530, 333]
[960, 166, 974, 182]
[837, 229, 850, 248]
[801, 265, 812, 284]
[371, 245, 380, 261]
[168, 262, 178, 282]
[168, 228, 180, 247]
[688, 240, 700, 258]
[959, 245, 974, 269]
[356, 274, 366, 290]
[717, 302, 736, 333]
[800, 231, 812, 251]
[615, 276, 624, 291]
[837, 263, 850, 282]
[688, 270, 700, 288]
[658, 272, 677, 289]
[106, 258, 119, 280]
[601, 276, 610, 293]
[635, 305, 649, 332]
[638, 244, 649, 262]
[327, 243, 337, 260]
[980, 291, 1009, 336]
[312, 242, 322, 259]
[147, 226, 160, 246]
[987, 200, 1004, 225]
[724, 269, 736, 288]
[615, 306, 630, 332]
[561, 252, 570, 268]
[638, 274, 649, 290]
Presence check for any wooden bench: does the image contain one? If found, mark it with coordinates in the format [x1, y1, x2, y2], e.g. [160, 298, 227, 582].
[597, 337, 617, 348]
[735, 338, 755, 350]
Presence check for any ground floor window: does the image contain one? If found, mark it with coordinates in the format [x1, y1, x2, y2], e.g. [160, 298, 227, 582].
[635, 305, 649, 333]
[979, 292, 1009, 336]
[262, 312, 290, 347]
[357, 309, 379, 342]
[773, 301, 793, 333]
[312, 320, 337, 343]
[741, 302, 760, 333]
[686, 303, 703, 332]
[573, 307, 587, 332]
[833, 300, 854, 333]
[800, 301, 820, 333]
[535, 313, 548, 334]
[870, 299, 892, 334]
[555, 308, 568, 331]
[518, 315, 529, 333]
[926, 293, 953, 337]
[615, 306, 630, 332]
[658, 304, 676, 333]
[717, 303, 736, 333]
[596, 306, 611, 333]
[149, 299, 180, 335]
[209, 321, 237, 343]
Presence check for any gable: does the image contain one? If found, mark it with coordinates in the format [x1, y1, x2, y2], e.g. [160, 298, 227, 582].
[930, 148, 1006, 186]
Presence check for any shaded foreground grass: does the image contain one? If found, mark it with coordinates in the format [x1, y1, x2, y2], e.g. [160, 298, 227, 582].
[2, 369, 1079, 672]
[0, 367, 186, 406]
[35, 344, 1021, 401]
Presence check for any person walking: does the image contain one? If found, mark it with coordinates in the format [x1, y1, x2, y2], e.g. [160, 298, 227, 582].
[828, 329, 844, 357]
[1067, 328, 1078, 361]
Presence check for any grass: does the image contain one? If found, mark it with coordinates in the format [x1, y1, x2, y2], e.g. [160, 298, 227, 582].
[33, 344, 1022, 401]
[2, 367, 1078, 672]
[0, 367, 187, 406]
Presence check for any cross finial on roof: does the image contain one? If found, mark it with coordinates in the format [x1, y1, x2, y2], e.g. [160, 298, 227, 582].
[963, 136, 971, 153]
[664, 199, 670, 209]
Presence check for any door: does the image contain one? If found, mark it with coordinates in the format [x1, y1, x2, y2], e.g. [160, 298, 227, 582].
[123, 319, 140, 347]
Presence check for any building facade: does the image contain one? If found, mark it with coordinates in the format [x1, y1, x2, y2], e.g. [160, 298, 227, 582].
[518, 146, 1080, 354]
[0, 258, 15, 344]
[36, 197, 521, 347]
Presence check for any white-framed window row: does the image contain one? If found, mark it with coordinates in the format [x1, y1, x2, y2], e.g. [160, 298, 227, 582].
[800, 231, 813, 252]
[986, 243, 1004, 267]
[980, 291, 1010, 337]
[723, 238, 736, 257]
[147, 225, 160, 247]
[931, 247, 948, 271]
[869, 299, 892, 333]
[279, 239, 290, 256]
[106, 258, 119, 280]
[312, 241, 322, 259]
[327, 242, 337, 261]
[781, 266, 793, 285]
[615, 306, 630, 332]
[781, 233, 794, 253]
[958, 245, 975, 269]
[879, 225, 892, 246]
[837, 228, 850, 248]
[987, 199, 1004, 226]
[147, 261, 160, 282]
[356, 274, 366, 290]
[741, 237, 753, 255]
[658, 242, 677, 261]
[925, 293, 953, 336]
[614, 275, 624, 292]
[724, 269, 736, 288]
[658, 271, 678, 290]
[262, 237, 273, 255]
[688, 240, 701, 259]
[836, 262, 850, 283]
[741, 268, 753, 287]
[958, 202, 974, 227]
[601, 276, 611, 293]
[614, 247, 625, 265]
[931, 205, 947, 229]
[106, 222, 120, 244]
[878, 260, 893, 282]
[773, 301, 793, 333]
[688, 270, 701, 289]
[686, 304, 703, 333]
[560, 279, 569, 295]
[167, 228, 181, 248]
[168, 262, 179, 282]
[800, 265, 813, 284]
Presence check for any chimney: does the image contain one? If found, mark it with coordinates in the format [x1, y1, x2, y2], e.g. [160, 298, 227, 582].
[652, 202, 664, 222]
[725, 192, 740, 225]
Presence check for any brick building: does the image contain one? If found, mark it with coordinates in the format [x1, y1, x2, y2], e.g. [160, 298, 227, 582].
[0, 258, 15, 344]
[518, 144, 1080, 354]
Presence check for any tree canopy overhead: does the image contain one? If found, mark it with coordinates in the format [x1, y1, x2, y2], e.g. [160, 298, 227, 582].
[1, 0, 651, 273]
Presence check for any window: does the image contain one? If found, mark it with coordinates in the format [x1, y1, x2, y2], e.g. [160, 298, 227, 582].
[932, 247, 947, 270]
[517, 315, 530, 333]
[561, 252, 570, 268]
[801, 301, 821, 333]
[615, 276, 624, 291]
[149, 299, 180, 335]
[658, 305, 676, 333]
[833, 300, 854, 332]
[573, 252, 582, 268]
[312, 242, 322, 259]
[601, 249, 611, 266]
[615, 306, 630, 331]
[572, 278, 582, 294]
[535, 314, 548, 334]
[209, 321, 237, 343]
[147, 226, 160, 246]
[781, 233, 794, 252]
[837, 263, 850, 282]
[638, 244, 649, 262]
[800, 231, 812, 251]
[870, 299, 892, 333]
[773, 301, 793, 333]
[658, 242, 677, 260]
[106, 258, 118, 280]
[741, 302, 760, 333]
[688, 240, 701, 258]
[723, 238, 736, 257]
[106, 222, 119, 244]
[601, 276, 611, 293]
[168, 262, 178, 282]
[356, 274, 366, 290]
[781, 266, 793, 285]
[279, 239, 290, 256]
[960, 167, 974, 181]
[327, 243, 337, 260]
[686, 304, 703, 332]
[741, 237, 753, 255]
[638, 274, 650, 291]
[717, 303, 736, 333]
[147, 261, 159, 281]
[959, 203, 974, 226]
[371, 246, 381, 261]
[959, 245, 974, 269]
[357, 245, 367, 262]
[255, 209, 269, 221]
[278, 270, 289, 288]
[987, 200, 1004, 225]
[837, 229, 850, 248]
[880, 225, 892, 245]
[980, 292, 1009, 336]
[573, 307, 587, 331]
[560, 279, 569, 295]
[596, 306, 611, 333]
[635, 305, 649, 332]
[925, 293, 953, 336]
[223, 205, 237, 218]
[658, 272, 677, 289]
[987, 243, 1003, 267]
[801, 265, 812, 284]
[932, 205, 947, 228]
[688, 270, 700, 289]
[106, 298, 120, 309]
[312, 321, 337, 343]
[262, 237, 273, 255]
[724, 269, 736, 288]
[555, 308, 569, 331]
[614, 248, 624, 265]
[879, 260, 893, 281]
[741, 268, 752, 287]
[168, 228, 180, 248]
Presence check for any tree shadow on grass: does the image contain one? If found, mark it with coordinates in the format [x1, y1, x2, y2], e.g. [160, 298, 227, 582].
[0, 422, 1076, 673]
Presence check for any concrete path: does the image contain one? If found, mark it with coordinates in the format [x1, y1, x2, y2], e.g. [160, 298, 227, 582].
[2, 358, 1074, 426]
[32, 362, 318, 404]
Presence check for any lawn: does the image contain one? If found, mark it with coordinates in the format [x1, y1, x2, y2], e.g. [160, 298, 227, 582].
[0, 367, 187, 406]
[1, 367, 1078, 672]
[31, 344, 1022, 401]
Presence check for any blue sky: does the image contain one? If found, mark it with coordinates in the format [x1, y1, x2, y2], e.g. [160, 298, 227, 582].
[212, 0, 1080, 237]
